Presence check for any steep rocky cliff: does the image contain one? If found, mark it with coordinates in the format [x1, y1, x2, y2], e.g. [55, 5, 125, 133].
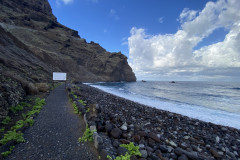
[0, 0, 136, 82]
[0, 0, 136, 119]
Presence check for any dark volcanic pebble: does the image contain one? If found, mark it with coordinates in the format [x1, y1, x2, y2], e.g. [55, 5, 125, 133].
[110, 128, 122, 139]
[148, 132, 160, 142]
[117, 147, 128, 156]
[72, 84, 240, 160]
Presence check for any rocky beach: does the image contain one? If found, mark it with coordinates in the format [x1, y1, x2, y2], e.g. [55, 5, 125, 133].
[1, 0, 240, 159]
[69, 83, 240, 160]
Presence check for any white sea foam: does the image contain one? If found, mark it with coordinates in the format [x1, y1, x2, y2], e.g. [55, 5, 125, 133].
[89, 84, 240, 130]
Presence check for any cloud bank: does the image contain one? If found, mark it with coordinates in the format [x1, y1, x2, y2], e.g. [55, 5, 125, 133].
[128, 0, 240, 81]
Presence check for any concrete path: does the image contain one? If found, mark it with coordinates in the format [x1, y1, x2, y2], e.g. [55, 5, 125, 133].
[7, 85, 98, 160]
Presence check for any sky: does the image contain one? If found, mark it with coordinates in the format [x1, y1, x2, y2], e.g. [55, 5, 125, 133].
[48, 0, 240, 81]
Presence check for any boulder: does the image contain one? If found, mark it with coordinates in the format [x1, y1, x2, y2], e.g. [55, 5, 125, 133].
[120, 122, 128, 131]
[174, 148, 199, 160]
[148, 132, 160, 142]
[140, 150, 148, 158]
[209, 148, 220, 159]
[110, 128, 122, 139]
[105, 122, 113, 133]
[94, 134, 103, 149]
[178, 154, 188, 160]
[117, 147, 128, 156]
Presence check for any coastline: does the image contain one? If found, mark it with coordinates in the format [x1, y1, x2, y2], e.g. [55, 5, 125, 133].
[87, 82, 240, 130]
[72, 83, 240, 160]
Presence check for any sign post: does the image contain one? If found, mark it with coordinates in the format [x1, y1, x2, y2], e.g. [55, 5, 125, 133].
[53, 72, 67, 88]
[53, 72, 67, 81]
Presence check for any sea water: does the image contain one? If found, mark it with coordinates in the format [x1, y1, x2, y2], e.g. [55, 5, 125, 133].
[86, 81, 240, 129]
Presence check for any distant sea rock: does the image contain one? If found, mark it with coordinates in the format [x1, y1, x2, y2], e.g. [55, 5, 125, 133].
[0, 0, 136, 119]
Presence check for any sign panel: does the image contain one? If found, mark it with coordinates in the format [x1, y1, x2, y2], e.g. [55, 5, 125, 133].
[53, 72, 67, 81]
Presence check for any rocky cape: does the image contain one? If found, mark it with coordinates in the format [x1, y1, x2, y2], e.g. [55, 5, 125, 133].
[0, 0, 136, 119]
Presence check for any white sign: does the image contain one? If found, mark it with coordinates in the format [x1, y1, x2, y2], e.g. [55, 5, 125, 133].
[53, 72, 67, 81]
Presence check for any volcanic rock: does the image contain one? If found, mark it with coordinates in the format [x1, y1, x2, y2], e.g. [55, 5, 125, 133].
[148, 132, 160, 143]
[140, 150, 148, 158]
[117, 147, 128, 156]
[0, 0, 136, 119]
[110, 128, 122, 139]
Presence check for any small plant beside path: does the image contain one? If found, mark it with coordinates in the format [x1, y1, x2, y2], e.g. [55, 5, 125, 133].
[0, 97, 45, 158]
[69, 89, 95, 142]
[107, 142, 141, 160]
[78, 125, 95, 142]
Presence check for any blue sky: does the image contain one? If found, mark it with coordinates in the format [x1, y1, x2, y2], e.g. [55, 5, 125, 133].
[48, 0, 240, 81]
[49, 0, 217, 55]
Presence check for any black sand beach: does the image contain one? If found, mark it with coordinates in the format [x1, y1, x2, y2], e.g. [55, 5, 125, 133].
[71, 83, 240, 160]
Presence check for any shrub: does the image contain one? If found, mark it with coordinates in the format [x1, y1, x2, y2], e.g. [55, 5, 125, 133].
[35, 98, 46, 106]
[120, 142, 141, 157]
[78, 125, 95, 142]
[86, 108, 90, 113]
[22, 98, 45, 119]
[1, 146, 15, 157]
[19, 102, 31, 107]
[78, 99, 86, 106]
[25, 118, 34, 126]
[0, 128, 5, 133]
[10, 104, 24, 114]
[35, 83, 49, 92]
[107, 153, 131, 160]
[74, 94, 78, 99]
[11, 120, 24, 130]
[107, 142, 141, 160]
[25, 109, 40, 119]
[0, 130, 25, 145]
[2, 116, 12, 125]
[72, 103, 79, 114]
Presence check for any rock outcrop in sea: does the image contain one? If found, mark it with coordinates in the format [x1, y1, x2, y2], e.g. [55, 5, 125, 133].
[0, 0, 136, 119]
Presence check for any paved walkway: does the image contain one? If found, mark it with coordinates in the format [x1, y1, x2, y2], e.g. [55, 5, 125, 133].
[7, 85, 98, 160]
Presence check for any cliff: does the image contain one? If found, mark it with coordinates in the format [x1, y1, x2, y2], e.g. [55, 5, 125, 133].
[0, 0, 136, 119]
[0, 0, 136, 82]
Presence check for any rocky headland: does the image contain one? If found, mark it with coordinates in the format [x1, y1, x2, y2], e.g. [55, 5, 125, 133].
[69, 83, 240, 160]
[0, 0, 136, 120]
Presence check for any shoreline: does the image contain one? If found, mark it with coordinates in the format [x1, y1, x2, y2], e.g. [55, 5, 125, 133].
[87, 83, 240, 130]
[72, 83, 240, 160]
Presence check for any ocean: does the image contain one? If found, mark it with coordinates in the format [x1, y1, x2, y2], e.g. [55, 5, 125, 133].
[86, 81, 240, 129]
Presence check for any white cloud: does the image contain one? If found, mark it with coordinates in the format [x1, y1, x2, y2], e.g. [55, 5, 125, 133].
[128, 0, 240, 81]
[56, 0, 73, 6]
[56, 0, 61, 7]
[121, 37, 128, 46]
[158, 17, 164, 23]
[110, 9, 119, 20]
[61, 0, 74, 5]
[179, 8, 198, 23]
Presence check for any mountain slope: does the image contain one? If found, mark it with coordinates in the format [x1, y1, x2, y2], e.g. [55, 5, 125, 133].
[0, 0, 136, 82]
[0, 0, 136, 119]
